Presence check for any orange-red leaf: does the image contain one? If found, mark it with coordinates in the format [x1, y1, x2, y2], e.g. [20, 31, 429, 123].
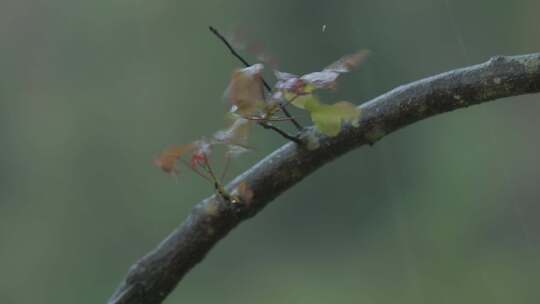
[189, 139, 212, 168]
[154, 144, 195, 174]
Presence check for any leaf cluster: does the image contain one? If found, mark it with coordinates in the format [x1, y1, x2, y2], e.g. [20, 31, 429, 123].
[273, 50, 368, 136]
[154, 49, 368, 203]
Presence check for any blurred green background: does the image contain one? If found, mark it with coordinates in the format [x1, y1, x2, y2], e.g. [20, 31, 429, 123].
[1, 0, 540, 303]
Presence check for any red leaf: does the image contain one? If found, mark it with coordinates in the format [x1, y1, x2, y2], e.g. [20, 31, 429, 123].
[190, 140, 212, 168]
[190, 152, 207, 169]
[154, 144, 195, 174]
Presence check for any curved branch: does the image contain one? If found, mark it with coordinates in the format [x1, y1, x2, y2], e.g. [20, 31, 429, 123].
[109, 53, 540, 304]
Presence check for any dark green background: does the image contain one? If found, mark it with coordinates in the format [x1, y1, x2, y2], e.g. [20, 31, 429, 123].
[1, 0, 539, 303]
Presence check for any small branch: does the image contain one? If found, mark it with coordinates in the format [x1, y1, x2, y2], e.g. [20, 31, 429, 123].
[109, 53, 540, 304]
[258, 122, 301, 144]
[208, 26, 271, 91]
[277, 107, 301, 130]
[208, 26, 303, 131]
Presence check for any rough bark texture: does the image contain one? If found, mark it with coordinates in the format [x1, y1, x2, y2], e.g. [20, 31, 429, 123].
[109, 53, 540, 304]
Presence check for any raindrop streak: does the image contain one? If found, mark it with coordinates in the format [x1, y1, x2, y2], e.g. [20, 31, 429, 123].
[444, 0, 471, 64]
[451, 1, 530, 245]
[444, 0, 503, 216]
[379, 146, 426, 303]
[443, 2, 533, 298]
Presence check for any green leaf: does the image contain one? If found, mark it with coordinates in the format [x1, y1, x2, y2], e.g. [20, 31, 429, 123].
[290, 94, 320, 109]
[307, 101, 360, 137]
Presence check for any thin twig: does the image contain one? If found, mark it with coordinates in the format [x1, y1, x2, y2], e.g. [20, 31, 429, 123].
[179, 159, 212, 182]
[203, 160, 233, 202]
[208, 26, 303, 131]
[203, 159, 218, 184]
[255, 121, 299, 143]
[208, 26, 270, 90]
[244, 116, 295, 122]
[220, 154, 231, 182]
[259, 122, 302, 144]
[277, 107, 301, 130]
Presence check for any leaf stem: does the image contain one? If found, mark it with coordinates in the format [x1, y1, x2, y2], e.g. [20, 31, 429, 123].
[201, 157, 233, 201]
[244, 116, 295, 122]
[179, 159, 212, 182]
[220, 154, 231, 182]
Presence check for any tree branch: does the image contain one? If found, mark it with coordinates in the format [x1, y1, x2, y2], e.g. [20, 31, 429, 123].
[108, 53, 540, 304]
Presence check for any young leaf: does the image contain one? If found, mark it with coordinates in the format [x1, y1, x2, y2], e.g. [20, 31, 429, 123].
[190, 152, 208, 169]
[289, 94, 320, 109]
[300, 71, 340, 89]
[190, 139, 212, 168]
[225, 64, 265, 115]
[213, 116, 252, 157]
[324, 50, 370, 73]
[214, 117, 250, 145]
[305, 100, 360, 137]
[154, 144, 195, 174]
[274, 71, 306, 94]
[274, 70, 298, 82]
[273, 50, 369, 93]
